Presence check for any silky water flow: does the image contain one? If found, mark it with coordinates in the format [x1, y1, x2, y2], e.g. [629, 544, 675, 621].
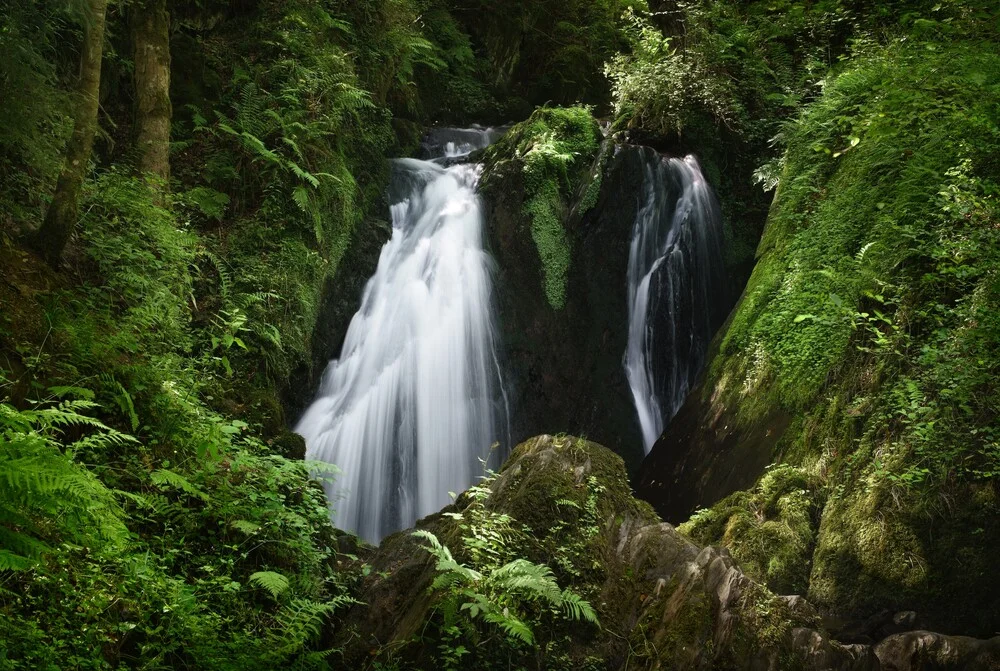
[625, 149, 727, 452]
[296, 128, 509, 543]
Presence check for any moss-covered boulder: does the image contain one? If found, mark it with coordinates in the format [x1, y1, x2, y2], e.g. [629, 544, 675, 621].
[874, 631, 1000, 670]
[481, 106, 604, 311]
[679, 465, 826, 595]
[335, 435, 890, 670]
[480, 108, 645, 469]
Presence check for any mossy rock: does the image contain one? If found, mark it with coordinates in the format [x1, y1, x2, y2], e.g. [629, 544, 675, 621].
[269, 429, 306, 460]
[809, 470, 1000, 635]
[680, 465, 826, 595]
[340, 435, 878, 670]
[482, 106, 602, 311]
[481, 113, 666, 472]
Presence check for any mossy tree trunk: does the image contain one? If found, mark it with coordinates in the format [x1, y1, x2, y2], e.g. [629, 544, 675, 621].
[132, 0, 171, 186]
[34, 0, 108, 267]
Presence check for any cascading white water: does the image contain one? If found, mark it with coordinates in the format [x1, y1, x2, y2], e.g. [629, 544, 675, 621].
[296, 128, 508, 543]
[625, 149, 726, 452]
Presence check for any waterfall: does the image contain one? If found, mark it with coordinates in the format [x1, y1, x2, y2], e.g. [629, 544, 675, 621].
[625, 149, 726, 452]
[296, 128, 509, 543]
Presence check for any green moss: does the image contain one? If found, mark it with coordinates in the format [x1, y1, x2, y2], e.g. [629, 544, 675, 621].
[713, 39, 1000, 417]
[524, 181, 573, 309]
[808, 456, 929, 612]
[484, 107, 602, 310]
[576, 139, 612, 217]
[680, 466, 825, 594]
[645, 589, 715, 663]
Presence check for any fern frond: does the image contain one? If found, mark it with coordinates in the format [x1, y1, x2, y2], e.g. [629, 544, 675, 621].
[559, 590, 598, 624]
[430, 569, 467, 592]
[0, 549, 36, 571]
[288, 161, 320, 188]
[1, 402, 129, 569]
[99, 374, 139, 432]
[249, 570, 290, 599]
[482, 610, 533, 645]
[281, 136, 305, 161]
[241, 132, 282, 164]
[47, 386, 96, 400]
[292, 186, 312, 213]
[412, 529, 449, 559]
[231, 520, 262, 535]
[150, 469, 208, 501]
[199, 249, 233, 300]
[266, 598, 340, 657]
[488, 559, 561, 602]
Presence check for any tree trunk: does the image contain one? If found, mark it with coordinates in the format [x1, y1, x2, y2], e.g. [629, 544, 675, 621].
[132, 0, 171, 185]
[34, 0, 108, 267]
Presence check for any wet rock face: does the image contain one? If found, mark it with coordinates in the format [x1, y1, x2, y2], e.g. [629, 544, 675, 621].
[482, 145, 657, 473]
[331, 435, 1000, 670]
[633, 359, 791, 523]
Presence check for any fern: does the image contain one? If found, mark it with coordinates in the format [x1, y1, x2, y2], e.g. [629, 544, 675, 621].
[287, 160, 319, 187]
[150, 468, 208, 502]
[199, 248, 233, 301]
[414, 529, 599, 651]
[0, 400, 129, 570]
[262, 596, 356, 664]
[482, 609, 534, 644]
[99, 374, 139, 432]
[231, 520, 262, 535]
[559, 589, 598, 624]
[249, 570, 291, 599]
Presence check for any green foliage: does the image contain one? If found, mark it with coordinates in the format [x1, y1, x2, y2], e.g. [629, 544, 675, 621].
[0, 0, 74, 224]
[606, 9, 741, 138]
[0, 396, 130, 571]
[154, 0, 412, 393]
[0, 383, 357, 669]
[434, 0, 638, 111]
[249, 570, 292, 599]
[75, 171, 198, 357]
[606, 0, 970, 140]
[720, 36, 1000, 424]
[604, 1, 990, 280]
[0, 0, 428, 665]
[484, 106, 602, 309]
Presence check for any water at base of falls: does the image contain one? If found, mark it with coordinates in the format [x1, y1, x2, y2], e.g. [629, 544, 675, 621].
[625, 149, 727, 453]
[296, 128, 509, 543]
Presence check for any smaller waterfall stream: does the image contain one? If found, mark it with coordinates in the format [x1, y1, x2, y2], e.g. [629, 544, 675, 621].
[296, 128, 508, 543]
[625, 151, 726, 452]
